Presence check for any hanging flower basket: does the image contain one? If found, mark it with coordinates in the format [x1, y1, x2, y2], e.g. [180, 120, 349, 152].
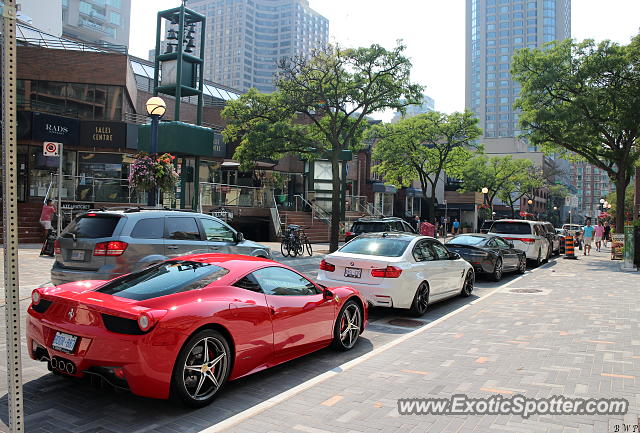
[129, 152, 178, 192]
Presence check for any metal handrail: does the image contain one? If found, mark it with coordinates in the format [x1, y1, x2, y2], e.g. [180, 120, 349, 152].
[46, 174, 146, 204]
[271, 190, 283, 238]
[293, 194, 331, 224]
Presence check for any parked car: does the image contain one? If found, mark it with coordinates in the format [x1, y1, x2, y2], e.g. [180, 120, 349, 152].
[488, 219, 551, 267]
[51, 210, 272, 285]
[562, 224, 583, 238]
[317, 233, 474, 317]
[29, 254, 367, 407]
[479, 220, 495, 234]
[344, 217, 417, 242]
[540, 221, 561, 255]
[445, 234, 527, 281]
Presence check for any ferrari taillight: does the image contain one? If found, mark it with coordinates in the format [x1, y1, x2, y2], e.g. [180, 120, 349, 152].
[137, 312, 153, 332]
[320, 259, 335, 272]
[94, 241, 128, 256]
[371, 266, 403, 278]
[31, 289, 42, 305]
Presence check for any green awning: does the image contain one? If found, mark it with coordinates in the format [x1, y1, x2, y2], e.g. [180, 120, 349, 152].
[138, 121, 224, 157]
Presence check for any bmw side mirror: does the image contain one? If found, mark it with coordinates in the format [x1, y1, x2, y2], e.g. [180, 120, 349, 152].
[235, 232, 245, 243]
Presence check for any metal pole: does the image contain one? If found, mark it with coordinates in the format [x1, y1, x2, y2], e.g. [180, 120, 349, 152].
[57, 143, 63, 235]
[2, 0, 25, 431]
[148, 114, 159, 207]
[444, 200, 448, 239]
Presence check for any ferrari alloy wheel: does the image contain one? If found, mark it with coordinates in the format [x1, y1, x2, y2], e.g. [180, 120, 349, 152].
[332, 300, 362, 351]
[172, 330, 231, 408]
[461, 270, 474, 297]
[491, 257, 503, 282]
[517, 255, 527, 274]
[409, 282, 430, 317]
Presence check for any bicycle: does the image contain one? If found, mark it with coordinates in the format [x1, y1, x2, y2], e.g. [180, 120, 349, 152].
[280, 224, 312, 257]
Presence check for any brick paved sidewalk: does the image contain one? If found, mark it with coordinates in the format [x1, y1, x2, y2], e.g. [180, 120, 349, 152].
[218, 250, 640, 433]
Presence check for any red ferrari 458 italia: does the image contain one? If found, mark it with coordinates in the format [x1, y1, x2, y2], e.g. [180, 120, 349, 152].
[27, 254, 367, 407]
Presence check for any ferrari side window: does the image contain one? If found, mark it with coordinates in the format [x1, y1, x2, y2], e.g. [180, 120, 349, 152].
[233, 274, 262, 293]
[252, 267, 319, 296]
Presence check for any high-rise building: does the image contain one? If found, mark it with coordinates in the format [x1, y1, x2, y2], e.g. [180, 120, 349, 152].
[465, 0, 571, 155]
[188, 0, 329, 92]
[62, 0, 131, 49]
[391, 94, 435, 123]
[571, 162, 616, 219]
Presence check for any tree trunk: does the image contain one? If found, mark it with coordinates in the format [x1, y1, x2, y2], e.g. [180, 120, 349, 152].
[510, 205, 516, 218]
[614, 173, 629, 234]
[330, 152, 342, 252]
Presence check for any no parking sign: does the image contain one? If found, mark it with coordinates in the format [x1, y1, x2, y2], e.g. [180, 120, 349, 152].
[43, 141, 61, 156]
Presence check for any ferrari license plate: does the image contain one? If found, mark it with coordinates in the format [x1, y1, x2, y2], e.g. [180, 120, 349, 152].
[344, 267, 362, 278]
[70, 249, 85, 261]
[52, 332, 78, 353]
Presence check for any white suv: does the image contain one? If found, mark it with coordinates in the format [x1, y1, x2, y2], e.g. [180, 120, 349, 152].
[488, 219, 551, 267]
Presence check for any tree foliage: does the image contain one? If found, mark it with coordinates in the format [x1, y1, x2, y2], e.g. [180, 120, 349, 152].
[368, 111, 482, 219]
[512, 36, 640, 232]
[222, 43, 423, 251]
[460, 155, 536, 213]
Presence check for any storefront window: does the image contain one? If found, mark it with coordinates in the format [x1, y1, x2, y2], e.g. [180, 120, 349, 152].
[27, 146, 76, 199]
[77, 152, 127, 202]
[17, 79, 126, 121]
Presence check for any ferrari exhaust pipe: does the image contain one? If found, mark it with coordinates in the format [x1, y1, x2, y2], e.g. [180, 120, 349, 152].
[50, 358, 58, 370]
[65, 361, 76, 375]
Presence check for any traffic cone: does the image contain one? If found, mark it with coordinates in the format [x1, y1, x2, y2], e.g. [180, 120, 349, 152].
[564, 235, 578, 259]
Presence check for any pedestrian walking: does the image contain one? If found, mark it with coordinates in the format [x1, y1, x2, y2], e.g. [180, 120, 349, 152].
[452, 218, 460, 235]
[593, 220, 605, 252]
[412, 215, 420, 232]
[39, 199, 56, 256]
[603, 222, 611, 247]
[582, 218, 595, 256]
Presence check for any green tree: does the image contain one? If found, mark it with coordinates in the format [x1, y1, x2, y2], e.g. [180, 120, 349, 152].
[460, 155, 535, 213]
[222, 44, 422, 251]
[512, 36, 640, 232]
[497, 165, 546, 218]
[606, 186, 635, 221]
[369, 111, 482, 219]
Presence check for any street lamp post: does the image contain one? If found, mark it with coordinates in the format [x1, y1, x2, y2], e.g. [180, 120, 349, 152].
[527, 199, 533, 220]
[145, 97, 166, 206]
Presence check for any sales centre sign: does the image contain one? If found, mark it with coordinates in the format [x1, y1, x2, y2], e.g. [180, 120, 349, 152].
[80, 120, 127, 148]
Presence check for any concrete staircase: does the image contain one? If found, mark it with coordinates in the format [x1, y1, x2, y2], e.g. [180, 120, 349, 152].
[0, 202, 46, 243]
[280, 210, 330, 243]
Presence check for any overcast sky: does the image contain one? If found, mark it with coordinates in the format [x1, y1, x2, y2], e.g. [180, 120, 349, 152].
[130, 0, 640, 118]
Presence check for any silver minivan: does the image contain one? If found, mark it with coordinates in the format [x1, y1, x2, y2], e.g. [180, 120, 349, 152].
[51, 210, 272, 285]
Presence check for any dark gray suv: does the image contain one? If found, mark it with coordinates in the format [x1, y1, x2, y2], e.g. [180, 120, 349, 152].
[51, 210, 272, 285]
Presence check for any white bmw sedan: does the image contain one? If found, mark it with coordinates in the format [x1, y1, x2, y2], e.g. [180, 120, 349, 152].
[317, 233, 474, 316]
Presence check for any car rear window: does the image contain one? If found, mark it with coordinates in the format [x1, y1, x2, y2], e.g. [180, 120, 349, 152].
[63, 214, 120, 239]
[448, 235, 485, 246]
[352, 222, 389, 233]
[491, 222, 532, 235]
[96, 261, 229, 301]
[339, 238, 410, 257]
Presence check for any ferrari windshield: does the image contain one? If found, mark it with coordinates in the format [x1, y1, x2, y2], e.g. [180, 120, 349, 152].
[96, 261, 229, 301]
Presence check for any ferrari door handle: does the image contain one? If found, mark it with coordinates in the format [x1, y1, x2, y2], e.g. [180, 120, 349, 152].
[167, 245, 179, 250]
[269, 306, 276, 315]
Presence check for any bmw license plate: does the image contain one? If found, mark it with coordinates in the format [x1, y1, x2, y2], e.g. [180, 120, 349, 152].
[344, 267, 362, 278]
[52, 332, 78, 353]
[70, 250, 85, 261]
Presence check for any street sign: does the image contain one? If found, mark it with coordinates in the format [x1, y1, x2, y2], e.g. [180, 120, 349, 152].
[43, 141, 61, 156]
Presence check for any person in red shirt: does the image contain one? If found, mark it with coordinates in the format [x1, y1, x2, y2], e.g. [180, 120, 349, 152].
[40, 199, 56, 238]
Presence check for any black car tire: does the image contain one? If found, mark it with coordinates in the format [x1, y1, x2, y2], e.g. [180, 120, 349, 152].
[409, 282, 430, 317]
[516, 255, 527, 274]
[460, 270, 474, 297]
[491, 257, 503, 282]
[332, 300, 362, 351]
[171, 329, 231, 408]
